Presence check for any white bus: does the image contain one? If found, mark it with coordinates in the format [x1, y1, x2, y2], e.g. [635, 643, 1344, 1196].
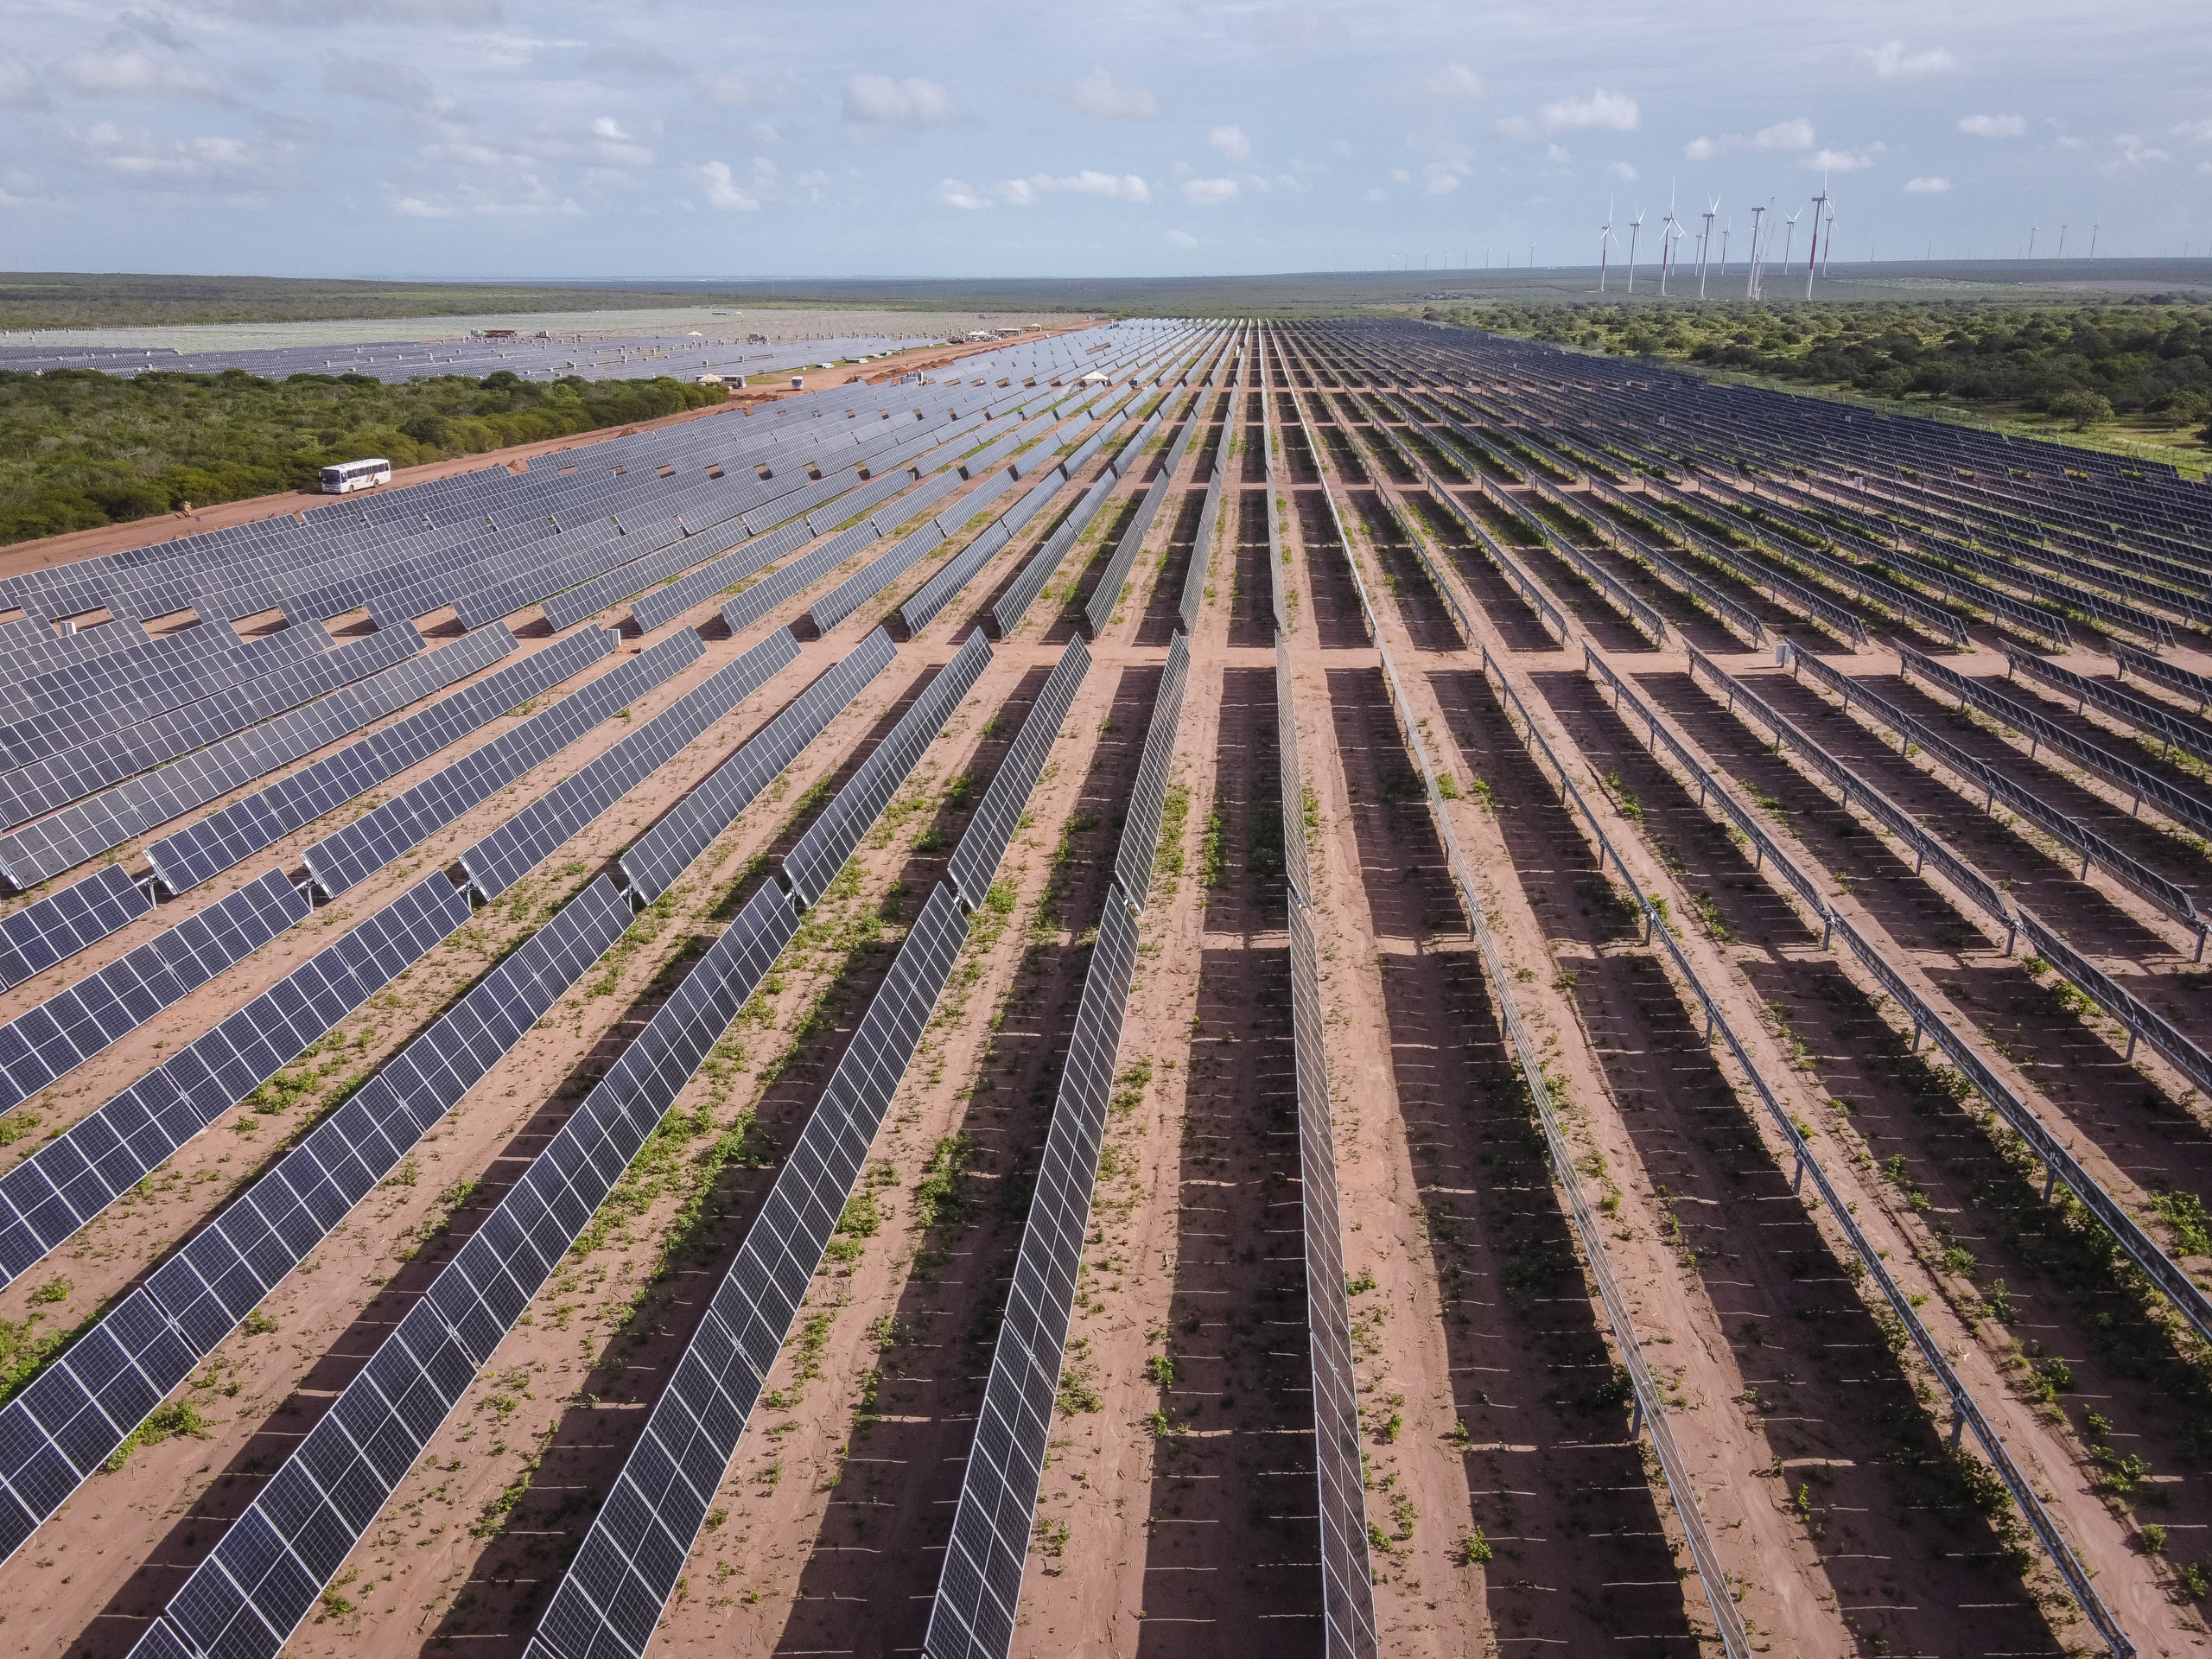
[320, 458, 392, 494]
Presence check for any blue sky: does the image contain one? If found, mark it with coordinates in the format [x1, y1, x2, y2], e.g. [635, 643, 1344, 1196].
[1, 0, 2207, 280]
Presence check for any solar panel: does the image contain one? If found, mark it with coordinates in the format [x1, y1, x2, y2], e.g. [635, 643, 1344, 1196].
[719, 519, 878, 637]
[0, 624, 511, 893]
[522, 883, 968, 1659]
[0, 877, 632, 1557]
[620, 628, 896, 903]
[991, 475, 1116, 636]
[945, 635, 1088, 912]
[1275, 638, 1312, 906]
[305, 628, 697, 897]
[148, 625, 597, 895]
[627, 519, 811, 636]
[0, 864, 149, 993]
[810, 521, 944, 635]
[121, 880, 799, 1659]
[1083, 473, 1170, 637]
[923, 883, 1139, 1659]
[1181, 467, 1224, 636]
[900, 521, 1012, 636]
[1112, 633, 1191, 911]
[0, 873, 470, 1288]
[0, 869, 309, 1116]
[783, 630, 993, 908]
[1288, 897, 1380, 1658]
[458, 628, 798, 899]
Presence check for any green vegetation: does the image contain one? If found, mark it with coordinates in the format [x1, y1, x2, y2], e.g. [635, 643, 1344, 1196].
[0, 367, 726, 547]
[1423, 296, 2212, 471]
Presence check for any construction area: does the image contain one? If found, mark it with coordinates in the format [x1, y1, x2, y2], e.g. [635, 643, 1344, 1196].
[0, 313, 2207, 1659]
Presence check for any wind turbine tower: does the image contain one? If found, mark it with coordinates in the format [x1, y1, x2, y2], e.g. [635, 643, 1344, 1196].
[2058, 223, 2069, 258]
[1626, 207, 1645, 292]
[1805, 183, 1830, 298]
[1698, 195, 1719, 298]
[1659, 185, 1681, 296]
[1745, 202, 1768, 299]
[1599, 200, 1616, 291]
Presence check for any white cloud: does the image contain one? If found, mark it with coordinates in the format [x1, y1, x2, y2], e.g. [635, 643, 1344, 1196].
[1807, 145, 1880, 173]
[322, 52, 444, 111]
[1493, 87, 1637, 141]
[1957, 112, 2025, 138]
[54, 52, 229, 104]
[931, 177, 992, 209]
[1362, 185, 1385, 200]
[842, 73, 963, 129]
[1685, 117, 1815, 162]
[1208, 124, 1250, 162]
[997, 169, 1151, 203]
[1332, 137, 1353, 158]
[1182, 176, 1239, 205]
[1865, 40, 1955, 78]
[699, 160, 758, 210]
[0, 54, 48, 110]
[699, 72, 795, 109]
[588, 116, 653, 167]
[1607, 161, 1636, 181]
[1405, 63, 1483, 102]
[1545, 143, 1571, 165]
[2171, 119, 2212, 145]
[219, 0, 500, 25]
[1067, 67, 1160, 118]
[2056, 134, 2087, 150]
[2108, 134, 2171, 168]
[1166, 228, 1198, 248]
[1904, 175, 1950, 193]
[73, 121, 296, 192]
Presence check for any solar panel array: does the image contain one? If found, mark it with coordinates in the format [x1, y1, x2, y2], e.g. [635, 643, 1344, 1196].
[1111, 632, 1191, 910]
[1276, 637, 1312, 905]
[809, 521, 944, 635]
[718, 520, 879, 637]
[619, 627, 897, 903]
[1181, 400, 1232, 634]
[0, 872, 471, 1287]
[0, 863, 149, 992]
[305, 628, 693, 897]
[1287, 895, 1380, 1659]
[991, 476, 1114, 636]
[1083, 472, 1171, 637]
[1895, 639, 2212, 838]
[0, 624, 512, 892]
[0, 619, 334, 774]
[626, 519, 812, 635]
[148, 624, 594, 894]
[523, 885, 969, 1659]
[782, 630, 993, 907]
[944, 462, 1018, 528]
[97, 875, 645, 1659]
[458, 628, 799, 899]
[899, 521, 1011, 635]
[0, 868, 308, 1116]
[946, 635, 1090, 910]
[0, 623, 421, 832]
[922, 885, 1141, 1659]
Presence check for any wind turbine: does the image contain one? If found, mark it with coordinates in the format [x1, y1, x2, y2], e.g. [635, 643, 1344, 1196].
[1626, 207, 1645, 293]
[2090, 219, 2100, 257]
[1599, 199, 1617, 291]
[1780, 207, 1802, 277]
[2028, 224, 2037, 258]
[1720, 215, 1732, 276]
[1698, 195, 1719, 297]
[1806, 180, 1830, 298]
[1659, 183, 1681, 296]
[2057, 223, 2068, 258]
[1821, 193, 1838, 276]
[1745, 202, 1768, 299]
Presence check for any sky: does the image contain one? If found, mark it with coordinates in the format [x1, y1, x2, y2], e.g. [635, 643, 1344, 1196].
[1, 0, 2209, 283]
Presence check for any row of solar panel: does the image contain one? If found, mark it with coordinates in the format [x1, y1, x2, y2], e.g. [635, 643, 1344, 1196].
[0, 624, 497, 891]
[0, 868, 308, 1116]
[0, 871, 473, 1286]
[947, 637, 1090, 910]
[304, 629, 695, 897]
[0, 863, 150, 993]
[122, 601, 1030, 1659]
[0, 874, 626, 1557]
[0, 615, 929, 1560]
[522, 641, 1093, 1659]
[629, 518, 816, 636]
[457, 629, 799, 901]
[146, 626, 605, 896]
